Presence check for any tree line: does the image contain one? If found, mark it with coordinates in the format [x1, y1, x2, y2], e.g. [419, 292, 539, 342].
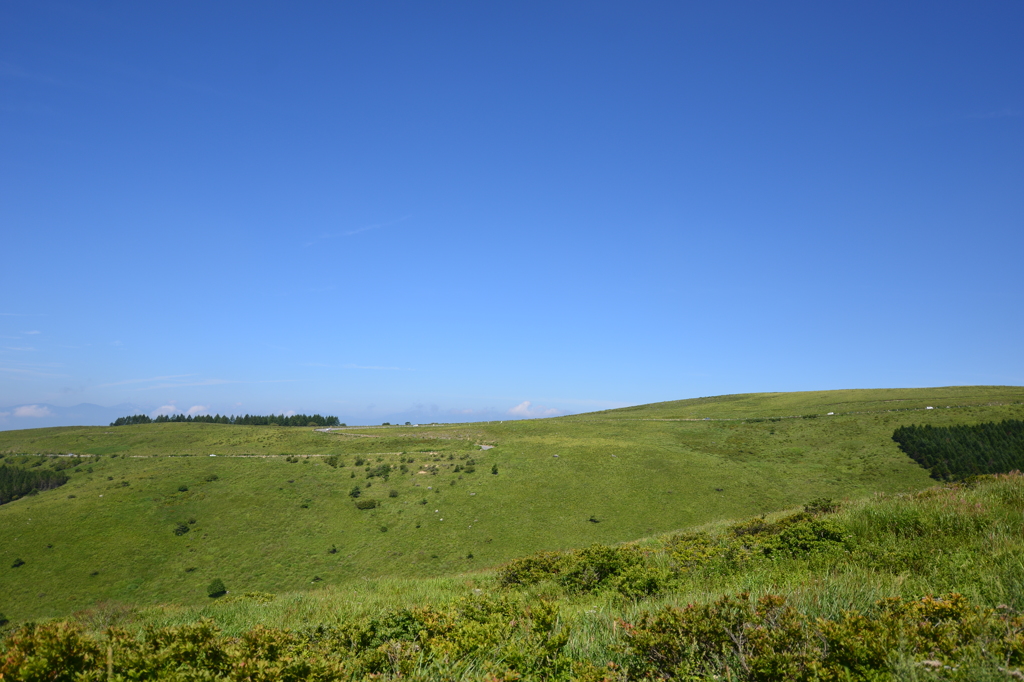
[892, 419, 1024, 480]
[110, 413, 342, 427]
[0, 464, 69, 505]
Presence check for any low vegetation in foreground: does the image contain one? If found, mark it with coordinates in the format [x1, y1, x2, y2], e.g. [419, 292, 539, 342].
[4, 473, 1024, 680]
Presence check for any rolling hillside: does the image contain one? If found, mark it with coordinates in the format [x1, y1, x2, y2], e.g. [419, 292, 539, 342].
[0, 386, 1021, 624]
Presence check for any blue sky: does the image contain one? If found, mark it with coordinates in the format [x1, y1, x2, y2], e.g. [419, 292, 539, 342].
[1, 1, 1022, 429]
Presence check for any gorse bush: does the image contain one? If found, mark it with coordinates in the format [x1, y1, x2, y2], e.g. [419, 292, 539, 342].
[619, 592, 1024, 681]
[355, 499, 378, 510]
[3, 592, 1023, 681]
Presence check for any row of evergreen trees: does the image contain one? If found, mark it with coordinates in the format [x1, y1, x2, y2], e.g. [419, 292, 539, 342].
[892, 419, 1024, 480]
[110, 413, 342, 427]
[0, 465, 69, 505]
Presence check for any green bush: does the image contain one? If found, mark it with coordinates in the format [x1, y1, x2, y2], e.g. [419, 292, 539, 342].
[355, 499, 378, 510]
[11, 558, 25, 568]
[177, 484, 188, 492]
[207, 578, 227, 598]
[173, 522, 190, 536]
[804, 497, 837, 515]
[618, 592, 1024, 681]
[349, 486, 361, 498]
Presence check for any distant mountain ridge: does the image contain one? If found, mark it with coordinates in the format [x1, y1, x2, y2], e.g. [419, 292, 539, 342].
[0, 403, 140, 431]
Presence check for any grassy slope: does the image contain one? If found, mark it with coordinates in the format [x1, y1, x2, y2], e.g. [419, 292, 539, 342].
[0, 386, 1021, 624]
[11, 473, 1024, 681]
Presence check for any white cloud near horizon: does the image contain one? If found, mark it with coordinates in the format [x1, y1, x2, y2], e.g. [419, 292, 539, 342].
[14, 404, 53, 418]
[507, 401, 565, 418]
[150, 404, 211, 417]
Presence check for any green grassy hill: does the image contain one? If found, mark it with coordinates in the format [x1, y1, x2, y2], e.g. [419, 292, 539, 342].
[0, 386, 1021, 625]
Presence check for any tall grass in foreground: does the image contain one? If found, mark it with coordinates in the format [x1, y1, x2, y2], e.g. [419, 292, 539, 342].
[4, 474, 1024, 680]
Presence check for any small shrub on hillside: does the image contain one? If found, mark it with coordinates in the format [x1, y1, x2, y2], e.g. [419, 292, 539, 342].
[355, 499, 378, 510]
[388, 489, 398, 498]
[349, 486, 361, 498]
[325, 455, 339, 468]
[177, 485, 188, 492]
[207, 578, 227, 598]
[12, 558, 25, 568]
[804, 497, 838, 515]
[491, 464, 498, 475]
[204, 474, 219, 482]
[173, 522, 190, 536]
[615, 563, 671, 600]
[463, 466, 475, 473]
[762, 519, 849, 557]
[0, 612, 7, 626]
[354, 456, 366, 466]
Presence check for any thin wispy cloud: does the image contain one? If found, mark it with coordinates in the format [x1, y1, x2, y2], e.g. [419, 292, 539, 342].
[0, 366, 69, 378]
[22, 330, 41, 335]
[3, 346, 36, 352]
[136, 379, 237, 391]
[0, 61, 63, 86]
[303, 362, 413, 371]
[97, 374, 197, 388]
[964, 108, 1021, 120]
[303, 215, 413, 247]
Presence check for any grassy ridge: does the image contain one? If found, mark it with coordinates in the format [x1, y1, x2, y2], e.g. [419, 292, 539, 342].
[0, 387, 1021, 626]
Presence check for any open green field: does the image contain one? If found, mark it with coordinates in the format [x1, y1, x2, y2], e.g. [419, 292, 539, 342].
[1, 385, 1022, 626]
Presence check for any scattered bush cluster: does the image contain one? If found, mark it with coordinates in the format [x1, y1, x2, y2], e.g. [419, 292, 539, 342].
[893, 419, 1024, 480]
[497, 506, 848, 600]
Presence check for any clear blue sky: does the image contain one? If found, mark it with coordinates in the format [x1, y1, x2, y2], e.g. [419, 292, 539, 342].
[1, 1, 1021, 428]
